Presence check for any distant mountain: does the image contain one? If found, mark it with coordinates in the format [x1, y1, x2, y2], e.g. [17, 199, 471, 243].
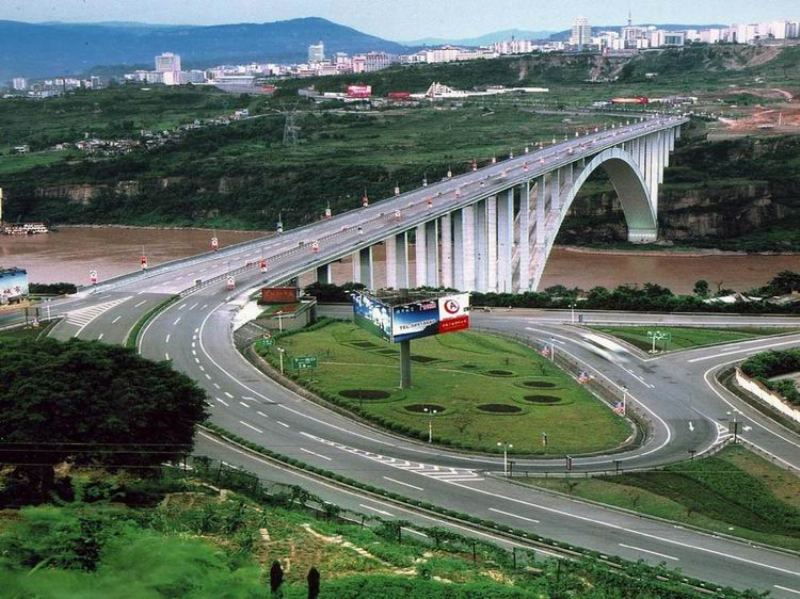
[405, 29, 555, 46]
[0, 17, 408, 80]
[547, 23, 729, 41]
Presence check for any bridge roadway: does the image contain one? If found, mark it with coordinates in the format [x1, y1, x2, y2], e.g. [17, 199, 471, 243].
[3, 115, 794, 594]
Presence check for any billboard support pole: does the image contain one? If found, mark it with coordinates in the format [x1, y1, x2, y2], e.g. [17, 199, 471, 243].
[400, 340, 412, 389]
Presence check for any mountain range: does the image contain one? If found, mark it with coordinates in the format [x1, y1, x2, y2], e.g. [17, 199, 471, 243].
[0, 17, 407, 81]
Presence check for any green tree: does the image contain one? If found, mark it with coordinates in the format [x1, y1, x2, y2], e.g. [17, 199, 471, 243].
[0, 338, 207, 503]
[693, 280, 710, 298]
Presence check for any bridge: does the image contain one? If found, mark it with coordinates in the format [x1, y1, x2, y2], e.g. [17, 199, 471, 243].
[83, 115, 687, 298]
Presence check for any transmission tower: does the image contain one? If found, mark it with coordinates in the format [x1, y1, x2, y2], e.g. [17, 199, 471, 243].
[283, 107, 300, 146]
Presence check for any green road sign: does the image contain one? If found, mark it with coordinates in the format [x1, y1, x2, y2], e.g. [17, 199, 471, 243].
[261, 337, 274, 347]
[647, 330, 672, 341]
[293, 356, 318, 369]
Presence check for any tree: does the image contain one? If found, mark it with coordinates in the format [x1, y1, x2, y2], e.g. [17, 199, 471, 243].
[693, 279, 710, 298]
[0, 338, 207, 503]
[307, 567, 320, 599]
[767, 270, 800, 295]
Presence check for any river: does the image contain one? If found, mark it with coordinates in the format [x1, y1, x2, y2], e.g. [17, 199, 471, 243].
[2, 227, 797, 294]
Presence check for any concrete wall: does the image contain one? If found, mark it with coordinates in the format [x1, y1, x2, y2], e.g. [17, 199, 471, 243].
[734, 368, 800, 424]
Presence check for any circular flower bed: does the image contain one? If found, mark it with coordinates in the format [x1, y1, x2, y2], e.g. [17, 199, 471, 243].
[522, 380, 556, 388]
[477, 403, 522, 413]
[522, 395, 562, 404]
[484, 370, 515, 377]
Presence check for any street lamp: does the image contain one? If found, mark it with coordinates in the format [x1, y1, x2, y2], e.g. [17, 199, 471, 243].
[726, 409, 741, 443]
[569, 302, 576, 324]
[277, 347, 285, 375]
[497, 441, 513, 476]
[424, 407, 437, 443]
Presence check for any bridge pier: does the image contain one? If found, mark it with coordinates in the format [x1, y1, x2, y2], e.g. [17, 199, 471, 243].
[535, 176, 546, 246]
[414, 223, 427, 287]
[486, 195, 498, 292]
[425, 220, 439, 287]
[352, 247, 373, 289]
[385, 232, 409, 289]
[475, 199, 488, 292]
[497, 189, 514, 293]
[316, 264, 332, 285]
[440, 214, 453, 289]
[517, 181, 531, 291]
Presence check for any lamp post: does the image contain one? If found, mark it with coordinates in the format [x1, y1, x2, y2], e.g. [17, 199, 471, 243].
[726, 409, 741, 443]
[277, 347, 285, 375]
[621, 385, 628, 417]
[569, 302, 576, 324]
[424, 407, 437, 443]
[497, 441, 513, 476]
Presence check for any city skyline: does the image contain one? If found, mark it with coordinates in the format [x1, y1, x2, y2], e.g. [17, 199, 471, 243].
[2, 0, 799, 41]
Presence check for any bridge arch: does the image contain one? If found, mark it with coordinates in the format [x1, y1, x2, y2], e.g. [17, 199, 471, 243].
[529, 146, 658, 290]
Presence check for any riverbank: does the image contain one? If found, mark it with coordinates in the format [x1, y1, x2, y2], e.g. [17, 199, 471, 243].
[557, 245, 800, 258]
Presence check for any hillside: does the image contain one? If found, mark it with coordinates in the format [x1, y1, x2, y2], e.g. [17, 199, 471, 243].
[0, 18, 408, 80]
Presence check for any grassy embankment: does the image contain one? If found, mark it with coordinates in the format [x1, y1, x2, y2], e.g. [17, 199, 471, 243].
[591, 325, 797, 352]
[525, 444, 800, 551]
[255, 320, 630, 455]
[0, 466, 756, 599]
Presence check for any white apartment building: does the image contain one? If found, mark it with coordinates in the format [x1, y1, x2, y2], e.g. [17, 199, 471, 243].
[571, 16, 592, 47]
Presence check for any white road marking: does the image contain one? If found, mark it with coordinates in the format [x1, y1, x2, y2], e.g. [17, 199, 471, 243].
[402, 527, 429, 538]
[198, 365, 204, 371]
[178, 303, 186, 310]
[216, 397, 229, 407]
[97, 333, 104, 341]
[165, 333, 171, 343]
[111, 315, 121, 324]
[383, 477, 424, 491]
[300, 447, 332, 461]
[359, 503, 394, 517]
[277, 421, 290, 428]
[256, 411, 270, 419]
[775, 585, 800, 596]
[189, 302, 199, 310]
[688, 338, 800, 363]
[66, 296, 133, 336]
[173, 317, 182, 326]
[164, 352, 170, 361]
[213, 383, 221, 389]
[242, 396, 256, 401]
[239, 421, 263, 434]
[204, 373, 212, 380]
[134, 300, 147, 308]
[619, 543, 679, 562]
[239, 401, 250, 408]
[224, 392, 234, 399]
[688, 421, 694, 432]
[489, 508, 540, 524]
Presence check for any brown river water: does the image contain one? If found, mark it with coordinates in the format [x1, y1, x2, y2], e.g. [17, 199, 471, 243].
[1, 227, 798, 294]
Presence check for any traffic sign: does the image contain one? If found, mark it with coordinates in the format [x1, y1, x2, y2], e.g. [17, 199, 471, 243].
[292, 356, 318, 369]
[259, 337, 274, 348]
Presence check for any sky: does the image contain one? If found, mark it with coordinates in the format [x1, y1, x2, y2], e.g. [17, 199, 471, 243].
[2, 0, 799, 41]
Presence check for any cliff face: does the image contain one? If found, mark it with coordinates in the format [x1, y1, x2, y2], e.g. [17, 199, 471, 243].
[559, 182, 798, 244]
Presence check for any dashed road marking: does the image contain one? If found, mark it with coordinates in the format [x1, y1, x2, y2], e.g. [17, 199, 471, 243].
[300, 447, 332, 461]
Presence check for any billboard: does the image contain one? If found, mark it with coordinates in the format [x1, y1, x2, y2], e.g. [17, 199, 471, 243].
[352, 292, 470, 343]
[347, 84, 372, 98]
[352, 292, 392, 341]
[392, 298, 440, 343]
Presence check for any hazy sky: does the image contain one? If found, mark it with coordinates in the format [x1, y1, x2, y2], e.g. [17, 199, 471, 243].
[2, 0, 799, 40]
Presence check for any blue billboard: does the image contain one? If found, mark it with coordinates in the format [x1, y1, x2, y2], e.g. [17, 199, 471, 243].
[391, 299, 440, 343]
[352, 291, 392, 341]
[0, 268, 28, 304]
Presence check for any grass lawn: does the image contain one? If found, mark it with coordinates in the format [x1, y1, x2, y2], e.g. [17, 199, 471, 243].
[257, 320, 631, 455]
[525, 445, 800, 551]
[590, 325, 795, 353]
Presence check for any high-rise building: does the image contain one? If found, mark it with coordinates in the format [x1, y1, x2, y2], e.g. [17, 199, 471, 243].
[308, 41, 325, 63]
[11, 77, 27, 91]
[570, 17, 592, 48]
[155, 52, 181, 73]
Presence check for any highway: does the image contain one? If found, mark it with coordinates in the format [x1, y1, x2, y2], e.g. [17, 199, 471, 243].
[3, 116, 797, 595]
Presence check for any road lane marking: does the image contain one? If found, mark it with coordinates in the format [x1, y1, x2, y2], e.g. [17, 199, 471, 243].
[165, 333, 170, 343]
[239, 401, 250, 408]
[242, 396, 255, 401]
[213, 383, 221, 389]
[277, 421, 290, 428]
[198, 365, 204, 371]
[688, 338, 800, 363]
[173, 317, 182, 325]
[359, 503, 394, 517]
[775, 585, 800, 596]
[239, 421, 263, 434]
[97, 333, 104, 341]
[216, 397, 229, 407]
[134, 300, 147, 308]
[300, 448, 332, 461]
[619, 543, 679, 561]
[402, 527, 428, 538]
[189, 302, 199, 310]
[178, 303, 186, 310]
[488, 508, 540, 524]
[224, 391, 234, 399]
[383, 477, 423, 491]
[204, 373, 212, 380]
[256, 411, 270, 419]
[164, 352, 170, 360]
[111, 316, 121, 324]
[688, 421, 694, 432]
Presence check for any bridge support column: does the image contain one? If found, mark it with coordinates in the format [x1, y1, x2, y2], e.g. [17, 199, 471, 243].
[658, 131, 666, 184]
[316, 264, 332, 285]
[350, 249, 373, 287]
[475, 200, 488, 292]
[486, 195, 498, 292]
[415, 224, 427, 287]
[647, 134, 659, 213]
[535, 176, 546, 246]
[549, 169, 561, 212]
[385, 233, 409, 289]
[497, 188, 514, 293]
[518, 182, 531, 291]
[440, 213, 453, 289]
[454, 205, 476, 291]
[425, 220, 439, 287]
